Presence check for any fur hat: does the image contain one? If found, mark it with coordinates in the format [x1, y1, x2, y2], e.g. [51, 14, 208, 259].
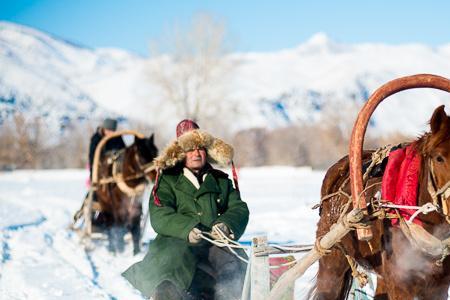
[154, 129, 234, 170]
[102, 118, 118, 131]
[152, 121, 239, 207]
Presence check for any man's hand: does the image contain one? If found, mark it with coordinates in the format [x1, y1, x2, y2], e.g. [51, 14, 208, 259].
[188, 227, 202, 244]
[211, 223, 233, 240]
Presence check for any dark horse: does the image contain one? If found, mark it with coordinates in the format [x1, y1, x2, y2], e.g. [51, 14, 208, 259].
[93, 133, 158, 255]
[313, 105, 450, 300]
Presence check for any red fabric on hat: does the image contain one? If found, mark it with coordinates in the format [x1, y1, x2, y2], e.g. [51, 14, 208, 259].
[381, 144, 422, 225]
[176, 119, 199, 138]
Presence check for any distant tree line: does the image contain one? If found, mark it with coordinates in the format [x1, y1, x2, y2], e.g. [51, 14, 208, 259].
[232, 125, 411, 169]
[0, 113, 91, 169]
[0, 14, 412, 171]
[0, 111, 410, 170]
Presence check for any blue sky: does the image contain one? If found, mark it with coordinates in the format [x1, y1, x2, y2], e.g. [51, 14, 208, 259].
[1, 0, 450, 56]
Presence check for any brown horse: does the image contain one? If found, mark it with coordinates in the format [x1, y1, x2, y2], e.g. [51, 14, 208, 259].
[312, 105, 450, 300]
[93, 134, 158, 254]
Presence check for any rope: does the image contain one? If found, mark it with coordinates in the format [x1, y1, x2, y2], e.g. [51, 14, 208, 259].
[336, 244, 368, 287]
[358, 182, 382, 199]
[313, 145, 393, 210]
[313, 178, 351, 210]
[314, 237, 332, 256]
[363, 145, 394, 182]
[199, 227, 309, 269]
[377, 202, 438, 223]
[269, 259, 297, 269]
[199, 231, 249, 264]
[268, 244, 313, 252]
[200, 233, 249, 249]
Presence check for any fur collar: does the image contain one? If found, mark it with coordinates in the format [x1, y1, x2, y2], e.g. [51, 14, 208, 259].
[154, 129, 234, 170]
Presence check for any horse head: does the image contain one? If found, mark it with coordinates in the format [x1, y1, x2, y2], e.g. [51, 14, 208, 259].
[422, 105, 450, 222]
[135, 133, 158, 165]
[133, 133, 159, 181]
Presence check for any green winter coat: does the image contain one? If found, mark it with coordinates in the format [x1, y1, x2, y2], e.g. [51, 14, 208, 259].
[122, 166, 249, 297]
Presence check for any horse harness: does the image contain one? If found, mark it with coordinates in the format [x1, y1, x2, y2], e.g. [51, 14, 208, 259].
[427, 157, 450, 223]
[370, 149, 450, 265]
[97, 148, 156, 197]
[316, 144, 450, 269]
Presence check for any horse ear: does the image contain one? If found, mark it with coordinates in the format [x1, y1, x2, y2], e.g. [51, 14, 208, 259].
[144, 134, 155, 148]
[148, 133, 154, 144]
[430, 105, 448, 134]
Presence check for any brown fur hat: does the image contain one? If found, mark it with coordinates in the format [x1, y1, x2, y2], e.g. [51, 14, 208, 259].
[154, 129, 234, 170]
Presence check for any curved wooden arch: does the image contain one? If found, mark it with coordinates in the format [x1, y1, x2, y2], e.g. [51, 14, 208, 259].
[349, 74, 450, 240]
[91, 130, 144, 186]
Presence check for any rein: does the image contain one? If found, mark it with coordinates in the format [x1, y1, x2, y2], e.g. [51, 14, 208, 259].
[133, 151, 157, 177]
[427, 157, 450, 223]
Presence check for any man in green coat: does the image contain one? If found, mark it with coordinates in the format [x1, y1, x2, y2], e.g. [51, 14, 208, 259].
[123, 120, 249, 299]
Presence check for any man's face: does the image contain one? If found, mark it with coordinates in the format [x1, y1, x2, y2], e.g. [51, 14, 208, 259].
[185, 148, 207, 172]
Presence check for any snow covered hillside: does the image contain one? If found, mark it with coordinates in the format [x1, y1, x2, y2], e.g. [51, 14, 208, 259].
[0, 167, 323, 299]
[0, 21, 142, 129]
[1, 21, 450, 135]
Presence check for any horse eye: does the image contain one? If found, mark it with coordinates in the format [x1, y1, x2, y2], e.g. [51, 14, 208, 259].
[436, 155, 445, 163]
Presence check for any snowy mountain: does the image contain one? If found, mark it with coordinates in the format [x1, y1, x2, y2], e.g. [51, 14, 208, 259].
[1, 21, 450, 136]
[232, 33, 450, 134]
[0, 21, 142, 129]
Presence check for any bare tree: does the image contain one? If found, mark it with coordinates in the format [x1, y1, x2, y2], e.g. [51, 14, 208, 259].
[0, 113, 96, 170]
[146, 13, 238, 135]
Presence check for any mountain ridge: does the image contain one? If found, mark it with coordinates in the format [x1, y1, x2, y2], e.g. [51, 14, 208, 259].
[1, 21, 450, 136]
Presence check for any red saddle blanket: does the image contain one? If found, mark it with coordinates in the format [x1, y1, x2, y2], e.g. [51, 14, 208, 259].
[381, 144, 422, 225]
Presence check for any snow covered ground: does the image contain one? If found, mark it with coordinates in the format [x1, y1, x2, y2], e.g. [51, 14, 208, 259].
[3, 167, 446, 299]
[0, 167, 324, 299]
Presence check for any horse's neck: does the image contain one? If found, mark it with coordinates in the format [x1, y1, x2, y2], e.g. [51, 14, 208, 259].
[123, 148, 139, 173]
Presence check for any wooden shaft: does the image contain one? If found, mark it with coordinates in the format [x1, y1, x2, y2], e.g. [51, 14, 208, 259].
[91, 130, 144, 185]
[268, 209, 364, 300]
[84, 130, 144, 239]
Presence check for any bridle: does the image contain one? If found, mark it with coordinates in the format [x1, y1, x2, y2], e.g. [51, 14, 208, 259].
[427, 157, 450, 223]
[107, 144, 156, 197]
[133, 146, 157, 180]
